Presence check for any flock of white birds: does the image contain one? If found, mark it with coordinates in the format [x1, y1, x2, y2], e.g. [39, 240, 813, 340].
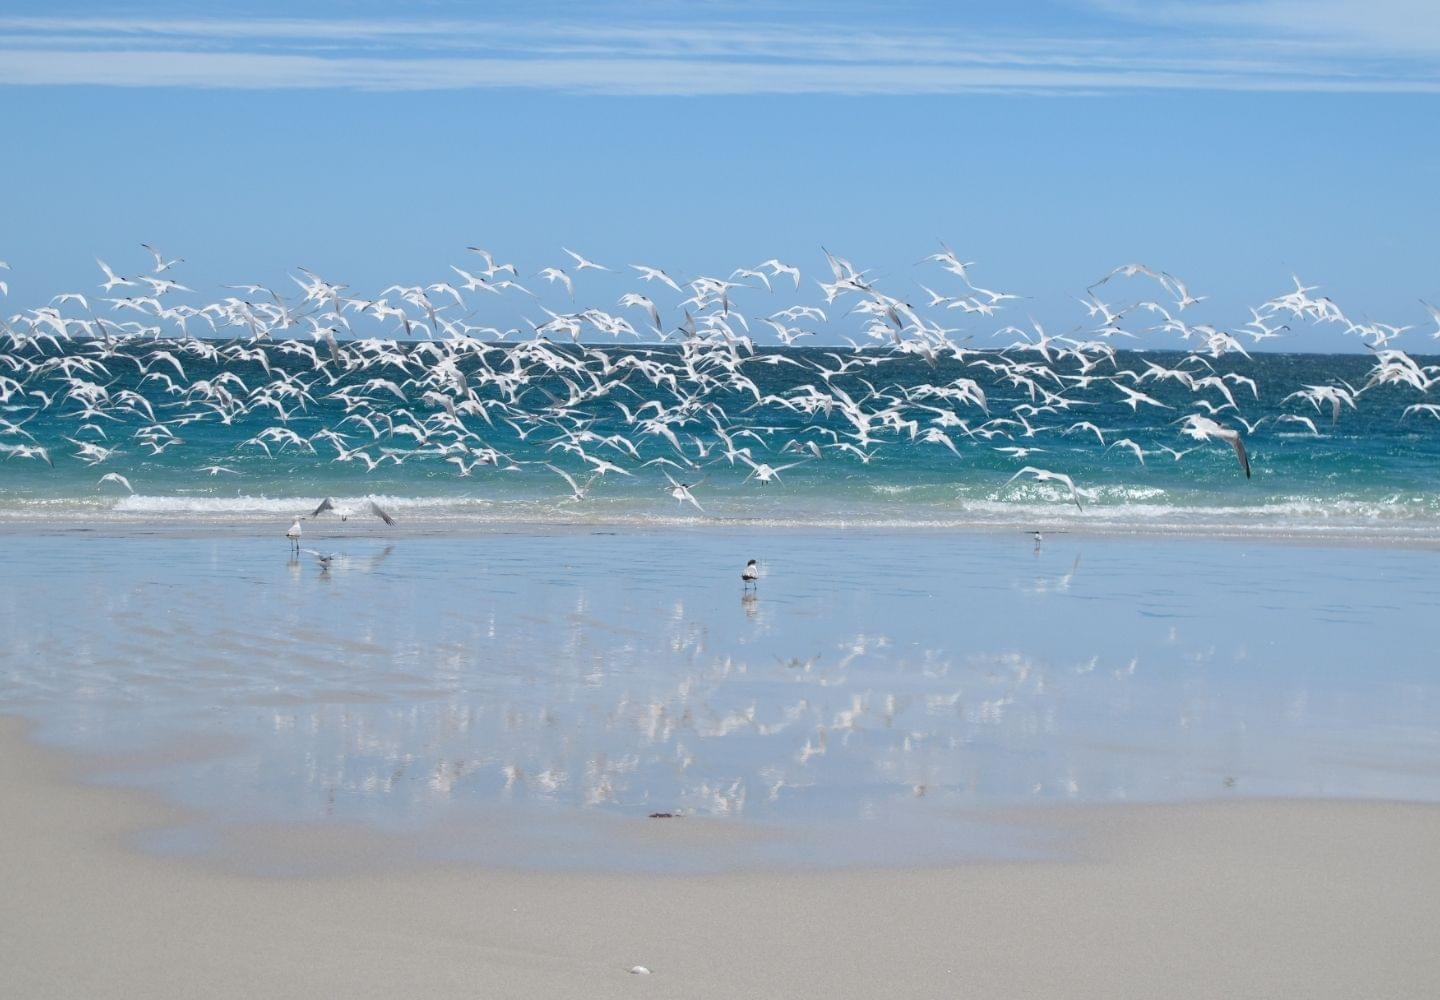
[2, 244, 1439, 528]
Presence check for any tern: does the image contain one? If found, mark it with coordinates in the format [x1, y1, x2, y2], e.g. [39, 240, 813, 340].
[1177, 415, 1251, 478]
[663, 473, 706, 514]
[546, 463, 600, 502]
[310, 497, 397, 524]
[741, 455, 803, 485]
[742, 559, 759, 588]
[562, 248, 609, 272]
[140, 243, 185, 273]
[1005, 466, 1085, 511]
[95, 258, 136, 292]
[301, 548, 336, 571]
[537, 267, 573, 299]
[630, 264, 683, 292]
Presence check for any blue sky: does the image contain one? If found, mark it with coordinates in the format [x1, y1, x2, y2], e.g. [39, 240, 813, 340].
[2, 1, 1437, 351]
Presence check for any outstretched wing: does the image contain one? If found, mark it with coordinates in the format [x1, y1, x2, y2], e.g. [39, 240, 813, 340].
[1232, 436, 1251, 479]
[546, 463, 580, 495]
[311, 497, 335, 517]
[367, 499, 396, 525]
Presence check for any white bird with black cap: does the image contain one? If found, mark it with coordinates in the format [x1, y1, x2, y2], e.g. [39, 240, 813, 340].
[742, 559, 759, 589]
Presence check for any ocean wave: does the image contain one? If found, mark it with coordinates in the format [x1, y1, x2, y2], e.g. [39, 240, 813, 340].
[1, 491, 1437, 542]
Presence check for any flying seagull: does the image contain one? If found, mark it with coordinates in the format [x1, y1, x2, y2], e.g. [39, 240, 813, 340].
[1178, 415, 1251, 479]
[1005, 466, 1085, 511]
[663, 473, 706, 514]
[310, 497, 396, 524]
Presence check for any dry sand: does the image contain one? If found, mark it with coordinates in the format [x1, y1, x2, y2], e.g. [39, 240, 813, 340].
[2, 717, 1438, 999]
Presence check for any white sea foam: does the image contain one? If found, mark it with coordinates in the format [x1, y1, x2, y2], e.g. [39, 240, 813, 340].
[1, 491, 1437, 542]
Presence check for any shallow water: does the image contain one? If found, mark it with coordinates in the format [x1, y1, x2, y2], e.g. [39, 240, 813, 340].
[1, 526, 1437, 870]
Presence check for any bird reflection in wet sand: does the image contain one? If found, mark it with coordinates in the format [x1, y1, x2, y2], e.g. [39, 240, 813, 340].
[293, 544, 395, 579]
[303, 549, 337, 576]
[1025, 552, 1083, 595]
[365, 544, 396, 573]
[15, 526, 1429, 860]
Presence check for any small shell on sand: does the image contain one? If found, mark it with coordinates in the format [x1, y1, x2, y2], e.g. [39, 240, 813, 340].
[629, 965, 652, 975]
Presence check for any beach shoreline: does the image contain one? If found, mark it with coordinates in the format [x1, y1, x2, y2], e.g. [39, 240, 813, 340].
[0, 514, 1438, 550]
[3, 716, 1438, 998]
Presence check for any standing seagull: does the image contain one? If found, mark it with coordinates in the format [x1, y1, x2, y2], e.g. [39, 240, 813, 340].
[286, 518, 302, 552]
[742, 559, 759, 589]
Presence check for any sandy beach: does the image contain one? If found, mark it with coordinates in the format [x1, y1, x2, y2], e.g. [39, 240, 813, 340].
[3, 716, 1437, 998]
[3, 527, 1439, 996]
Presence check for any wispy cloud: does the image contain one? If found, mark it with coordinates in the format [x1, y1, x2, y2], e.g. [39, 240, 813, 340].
[1090, 0, 1440, 57]
[0, 9, 1436, 94]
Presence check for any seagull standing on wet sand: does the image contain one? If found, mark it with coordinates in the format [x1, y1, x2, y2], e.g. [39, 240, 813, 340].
[742, 559, 759, 589]
[286, 517, 302, 552]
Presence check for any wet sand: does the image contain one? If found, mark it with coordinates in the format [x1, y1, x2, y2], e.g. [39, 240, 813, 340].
[3, 717, 1438, 999]
[5, 526, 1440, 871]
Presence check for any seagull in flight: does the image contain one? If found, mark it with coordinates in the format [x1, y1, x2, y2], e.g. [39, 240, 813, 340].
[663, 473, 707, 514]
[537, 267, 574, 300]
[1178, 414, 1251, 478]
[96, 258, 136, 292]
[310, 497, 397, 524]
[562, 248, 609, 272]
[741, 455, 804, 485]
[757, 259, 801, 289]
[630, 264, 682, 292]
[1005, 466, 1085, 511]
[98, 472, 133, 493]
[140, 243, 184, 273]
[546, 464, 600, 502]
